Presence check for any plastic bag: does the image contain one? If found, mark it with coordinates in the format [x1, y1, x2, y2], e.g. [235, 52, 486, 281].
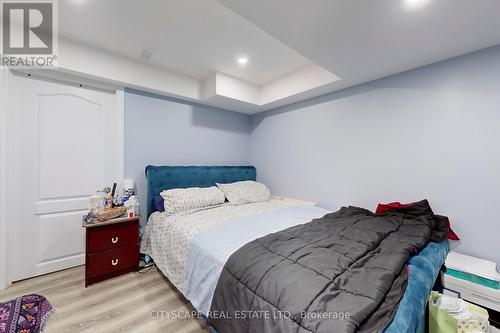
[429, 291, 490, 333]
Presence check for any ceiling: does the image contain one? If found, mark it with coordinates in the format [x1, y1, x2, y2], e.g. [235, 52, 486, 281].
[219, 0, 500, 91]
[59, 0, 313, 86]
[55, 0, 500, 114]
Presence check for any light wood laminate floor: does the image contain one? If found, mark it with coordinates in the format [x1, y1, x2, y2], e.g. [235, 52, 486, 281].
[0, 266, 210, 333]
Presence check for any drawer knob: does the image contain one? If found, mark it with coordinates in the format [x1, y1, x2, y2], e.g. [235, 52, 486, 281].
[111, 259, 119, 266]
[111, 237, 119, 244]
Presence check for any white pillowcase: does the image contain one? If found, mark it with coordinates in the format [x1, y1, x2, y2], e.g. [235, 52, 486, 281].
[160, 186, 225, 216]
[216, 181, 271, 205]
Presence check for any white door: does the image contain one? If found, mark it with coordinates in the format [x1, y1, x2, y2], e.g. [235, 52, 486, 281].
[11, 74, 119, 281]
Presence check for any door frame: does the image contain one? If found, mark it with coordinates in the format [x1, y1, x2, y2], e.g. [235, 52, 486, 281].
[0, 69, 125, 289]
[0, 68, 13, 290]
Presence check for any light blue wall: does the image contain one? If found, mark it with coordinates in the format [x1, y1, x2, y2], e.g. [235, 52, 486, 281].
[250, 45, 500, 266]
[124, 46, 500, 266]
[124, 90, 251, 220]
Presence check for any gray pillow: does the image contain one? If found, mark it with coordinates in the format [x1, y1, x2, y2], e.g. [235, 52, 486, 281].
[160, 186, 225, 216]
[216, 181, 271, 205]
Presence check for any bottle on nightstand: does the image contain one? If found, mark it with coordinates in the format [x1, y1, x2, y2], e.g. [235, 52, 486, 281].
[124, 196, 140, 218]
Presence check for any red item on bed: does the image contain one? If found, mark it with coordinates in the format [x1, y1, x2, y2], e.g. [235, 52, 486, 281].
[375, 201, 460, 240]
[375, 202, 413, 214]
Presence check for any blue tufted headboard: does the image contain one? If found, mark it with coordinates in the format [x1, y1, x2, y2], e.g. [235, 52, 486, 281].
[145, 166, 256, 218]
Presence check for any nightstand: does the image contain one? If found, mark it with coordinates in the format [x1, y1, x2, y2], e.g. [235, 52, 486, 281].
[83, 216, 140, 287]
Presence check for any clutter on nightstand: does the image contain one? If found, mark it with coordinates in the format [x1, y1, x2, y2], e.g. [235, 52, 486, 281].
[440, 251, 500, 330]
[124, 195, 140, 218]
[122, 179, 135, 202]
[96, 206, 127, 221]
[83, 180, 140, 225]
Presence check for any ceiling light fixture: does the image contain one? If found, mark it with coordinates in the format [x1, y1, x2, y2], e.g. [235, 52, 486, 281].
[237, 57, 248, 65]
[403, 0, 431, 10]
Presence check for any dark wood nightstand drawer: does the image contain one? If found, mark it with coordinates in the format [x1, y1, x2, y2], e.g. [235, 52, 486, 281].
[87, 221, 138, 254]
[87, 245, 139, 278]
[84, 217, 140, 287]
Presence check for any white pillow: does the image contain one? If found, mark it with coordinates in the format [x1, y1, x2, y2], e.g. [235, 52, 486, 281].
[216, 181, 271, 205]
[160, 186, 225, 216]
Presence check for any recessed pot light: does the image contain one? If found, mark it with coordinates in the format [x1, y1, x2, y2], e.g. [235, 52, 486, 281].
[403, 0, 431, 9]
[237, 57, 248, 65]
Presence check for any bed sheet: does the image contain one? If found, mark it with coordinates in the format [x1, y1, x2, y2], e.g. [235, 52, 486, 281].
[140, 200, 309, 292]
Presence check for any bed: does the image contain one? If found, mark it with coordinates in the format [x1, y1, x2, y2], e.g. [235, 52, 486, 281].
[140, 166, 449, 333]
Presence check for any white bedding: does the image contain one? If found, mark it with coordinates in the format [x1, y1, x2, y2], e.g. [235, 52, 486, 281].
[142, 200, 299, 291]
[140, 199, 329, 314]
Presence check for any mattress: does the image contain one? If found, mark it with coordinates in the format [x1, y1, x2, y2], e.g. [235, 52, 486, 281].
[140, 200, 448, 332]
[140, 199, 314, 292]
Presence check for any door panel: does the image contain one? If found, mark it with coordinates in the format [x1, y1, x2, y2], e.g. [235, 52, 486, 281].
[35, 197, 89, 215]
[37, 94, 107, 200]
[12, 74, 117, 281]
[38, 211, 87, 263]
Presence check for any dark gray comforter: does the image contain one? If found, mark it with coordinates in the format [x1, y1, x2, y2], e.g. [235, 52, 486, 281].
[209, 200, 448, 333]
